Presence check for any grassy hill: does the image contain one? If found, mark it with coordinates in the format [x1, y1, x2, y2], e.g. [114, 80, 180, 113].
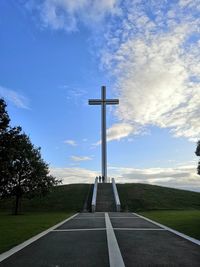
[0, 183, 199, 213]
[0, 184, 92, 213]
[117, 183, 200, 240]
[117, 183, 200, 211]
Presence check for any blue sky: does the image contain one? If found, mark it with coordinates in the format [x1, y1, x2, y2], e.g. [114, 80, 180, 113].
[0, 0, 200, 191]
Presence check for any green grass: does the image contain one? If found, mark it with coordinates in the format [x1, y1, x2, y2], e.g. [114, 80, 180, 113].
[117, 183, 200, 211]
[0, 184, 91, 213]
[0, 212, 73, 254]
[1, 183, 199, 214]
[117, 184, 200, 240]
[139, 210, 200, 240]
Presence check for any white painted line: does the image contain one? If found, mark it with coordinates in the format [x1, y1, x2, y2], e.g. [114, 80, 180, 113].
[105, 213, 125, 267]
[74, 217, 104, 220]
[113, 228, 166, 231]
[77, 215, 104, 216]
[0, 213, 79, 262]
[53, 228, 106, 232]
[133, 213, 200, 246]
[110, 217, 141, 219]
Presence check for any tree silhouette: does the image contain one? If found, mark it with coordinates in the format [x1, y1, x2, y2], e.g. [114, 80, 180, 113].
[0, 99, 10, 131]
[195, 140, 200, 175]
[0, 99, 61, 214]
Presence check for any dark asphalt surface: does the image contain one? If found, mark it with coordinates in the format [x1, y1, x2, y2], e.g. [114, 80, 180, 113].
[56, 217, 105, 229]
[115, 230, 200, 267]
[110, 217, 160, 229]
[0, 212, 200, 266]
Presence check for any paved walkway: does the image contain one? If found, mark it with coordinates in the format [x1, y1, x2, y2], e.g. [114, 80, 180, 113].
[0, 212, 200, 266]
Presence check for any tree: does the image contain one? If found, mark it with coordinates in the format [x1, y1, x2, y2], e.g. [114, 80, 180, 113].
[0, 98, 61, 214]
[0, 99, 10, 131]
[195, 140, 200, 175]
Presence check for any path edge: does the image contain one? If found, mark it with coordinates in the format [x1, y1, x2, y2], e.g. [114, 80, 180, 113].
[0, 213, 78, 262]
[133, 212, 200, 246]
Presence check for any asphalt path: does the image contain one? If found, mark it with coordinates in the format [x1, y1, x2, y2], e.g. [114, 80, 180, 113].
[0, 212, 200, 266]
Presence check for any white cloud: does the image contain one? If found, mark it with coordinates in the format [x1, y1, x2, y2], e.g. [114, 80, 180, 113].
[107, 123, 135, 142]
[30, 0, 120, 32]
[101, 0, 200, 142]
[50, 162, 200, 192]
[179, 0, 200, 8]
[50, 167, 98, 183]
[24, 0, 200, 142]
[108, 163, 200, 192]
[94, 122, 143, 145]
[0, 85, 29, 109]
[64, 139, 77, 146]
[71, 155, 93, 162]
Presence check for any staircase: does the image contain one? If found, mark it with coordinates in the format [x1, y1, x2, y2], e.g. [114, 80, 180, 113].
[96, 183, 116, 212]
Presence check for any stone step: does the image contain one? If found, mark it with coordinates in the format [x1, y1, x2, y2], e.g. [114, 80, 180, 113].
[96, 203, 115, 211]
[96, 183, 116, 212]
[96, 207, 115, 212]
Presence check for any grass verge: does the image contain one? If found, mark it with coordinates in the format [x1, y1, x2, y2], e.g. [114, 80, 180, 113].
[0, 212, 73, 254]
[139, 210, 200, 240]
[117, 183, 200, 211]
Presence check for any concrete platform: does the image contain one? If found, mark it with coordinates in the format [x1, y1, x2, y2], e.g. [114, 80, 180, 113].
[108, 212, 138, 218]
[56, 217, 105, 229]
[1, 231, 109, 267]
[77, 212, 105, 218]
[0, 212, 199, 267]
[115, 230, 200, 266]
[110, 217, 161, 229]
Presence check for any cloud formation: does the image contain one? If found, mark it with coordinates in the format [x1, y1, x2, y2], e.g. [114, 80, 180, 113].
[71, 155, 92, 162]
[107, 123, 135, 142]
[25, 1, 200, 141]
[94, 122, 136, 145]
[94, 122, 145, 145]
[111, 164, 200, 192]
[64, 139, 77, 146]
[50, 167, 97, 183]
[29, 0, 120, 32]
[50, 163, 200, 192]
[0, 85, 29, 109]
[101, 0, 200, 141]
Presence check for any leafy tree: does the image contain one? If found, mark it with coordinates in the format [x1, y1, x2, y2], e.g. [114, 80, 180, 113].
[0, 99, 10, 131]
[195, 140, 200, 175]
[0, 99, 61, 214]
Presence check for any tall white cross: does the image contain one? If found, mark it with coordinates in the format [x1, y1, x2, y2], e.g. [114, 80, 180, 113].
[88, 86, 119, 182]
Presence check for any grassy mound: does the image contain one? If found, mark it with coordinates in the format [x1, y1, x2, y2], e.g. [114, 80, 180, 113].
[0, 184, 92, 213]
[1, 183, 199, 213]
[117, 183, 200, 211]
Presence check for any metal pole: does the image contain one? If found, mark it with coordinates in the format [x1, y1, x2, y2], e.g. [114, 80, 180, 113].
[101, 86, 107, 183]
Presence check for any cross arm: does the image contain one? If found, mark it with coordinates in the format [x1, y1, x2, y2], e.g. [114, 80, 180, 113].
[88, 99, 102, 105]
[88, 99, 119, 105]
[105, 99, 119, 105]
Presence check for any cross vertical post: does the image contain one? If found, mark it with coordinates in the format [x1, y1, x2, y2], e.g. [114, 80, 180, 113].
[101, 86, 107, 182]
[88, 86, 119, 183]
